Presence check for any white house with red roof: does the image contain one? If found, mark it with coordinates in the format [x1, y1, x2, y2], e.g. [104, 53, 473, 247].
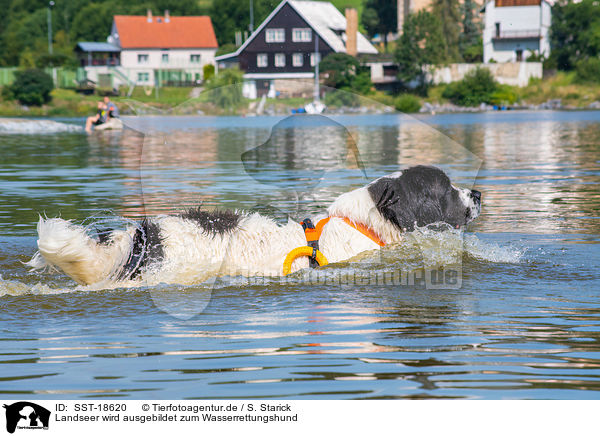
[79, 10, 218, 89]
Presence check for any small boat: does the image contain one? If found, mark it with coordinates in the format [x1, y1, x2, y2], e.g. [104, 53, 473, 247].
[304, 100, 326, 114]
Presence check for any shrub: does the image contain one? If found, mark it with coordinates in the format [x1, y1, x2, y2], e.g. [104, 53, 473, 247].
[394, 94, 421, 113]
[575, 57, 600, 83]
[324, 89, 360, 107]
[442, 67, 498, 106]
[6, 68, 54, 106]
[526, 51, 544, 63]
[462, 41, 483, 63]
[203, 64, 215, 82]
[204, 68, 244, 109]
[489, 85, 519, 106]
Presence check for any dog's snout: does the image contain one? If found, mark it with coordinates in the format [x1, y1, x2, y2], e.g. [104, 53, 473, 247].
[471, 190, 481, 202]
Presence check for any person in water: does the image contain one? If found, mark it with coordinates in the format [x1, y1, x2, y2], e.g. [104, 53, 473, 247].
[85, 100, 107, 133]
[103, 96, 119, 119]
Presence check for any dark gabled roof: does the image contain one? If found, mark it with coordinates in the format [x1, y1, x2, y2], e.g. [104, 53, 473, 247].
[215, 0, 376, 62]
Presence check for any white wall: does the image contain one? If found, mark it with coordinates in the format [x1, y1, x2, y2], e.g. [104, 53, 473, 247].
[119, 48, 216, 85]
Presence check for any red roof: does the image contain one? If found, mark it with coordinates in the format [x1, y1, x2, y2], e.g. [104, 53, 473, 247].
[114, 15, 218, 49]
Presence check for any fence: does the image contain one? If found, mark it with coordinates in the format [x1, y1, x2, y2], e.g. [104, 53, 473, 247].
[0, 67, 87, 88]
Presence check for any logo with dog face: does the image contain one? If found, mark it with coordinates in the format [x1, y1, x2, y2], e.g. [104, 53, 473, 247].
[3, 402, 50, 434]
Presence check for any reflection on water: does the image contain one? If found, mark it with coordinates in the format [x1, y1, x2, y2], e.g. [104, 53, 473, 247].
[0, 111, 599, 399]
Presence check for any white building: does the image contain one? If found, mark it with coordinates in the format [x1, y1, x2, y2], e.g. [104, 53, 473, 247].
[482, 0, 551, 63]
[80, 10, 218, 89]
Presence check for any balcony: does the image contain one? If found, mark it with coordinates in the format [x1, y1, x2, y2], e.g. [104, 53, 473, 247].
[492, 29, 541, 40]
[80, 58, 121, 67]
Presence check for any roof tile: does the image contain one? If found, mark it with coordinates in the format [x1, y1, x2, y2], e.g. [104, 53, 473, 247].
[114, 15, 218, 49]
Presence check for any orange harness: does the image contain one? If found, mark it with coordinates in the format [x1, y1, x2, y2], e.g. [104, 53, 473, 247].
[283, 217, 385, 275]
[301, 217, 385, 248]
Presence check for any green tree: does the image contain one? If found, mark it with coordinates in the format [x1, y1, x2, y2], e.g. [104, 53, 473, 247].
[203, 63, 215, 81]
[459, 0, 482, 62]
[320, 53, 360, 89]
[0, 0, 204, 65]
[394, 11, 446, 89]
[432, 0, 462, 62]
[320, 53, 373, 94]
[210, 0, 279, 45]
[1, 8, 48, 66]
[550, 0, 600, 71]
[361, 0, 397, 47]
[216, 43, 238, 57]
[70, 2, 119, 42]
[7, 68, 54, 106]
[575, 57, 600, 83]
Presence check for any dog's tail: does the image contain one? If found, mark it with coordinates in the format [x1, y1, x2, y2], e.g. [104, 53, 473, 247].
[27, 217, 133, 285]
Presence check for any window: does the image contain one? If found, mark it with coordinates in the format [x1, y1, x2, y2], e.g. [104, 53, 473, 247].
[137, 72, 149, 82]
[137, 54, 149, 64]
[495, 22, 500, 38]
[310, 52, 321, 67]
[162, 53, 169, 63]
[274, 53, 286, 67]
[292, 28, 312, 42]
[257, 53, 268, 68]
[266, 28, 285, 43]
[292, 53, 304, 67]
[190, 54, 201, 63]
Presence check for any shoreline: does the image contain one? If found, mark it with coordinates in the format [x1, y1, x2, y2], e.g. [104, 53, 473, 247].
[2, 105, 600, 121]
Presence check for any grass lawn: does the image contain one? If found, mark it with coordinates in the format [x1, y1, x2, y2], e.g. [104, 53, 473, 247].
[125, 87, 195, 105]
[517, 72, 600, 106]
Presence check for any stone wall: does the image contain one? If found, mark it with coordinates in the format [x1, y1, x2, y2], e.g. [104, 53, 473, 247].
[428, 62, 543, 87]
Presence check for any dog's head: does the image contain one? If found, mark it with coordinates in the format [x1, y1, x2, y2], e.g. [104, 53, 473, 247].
[367, 165, 481, 232]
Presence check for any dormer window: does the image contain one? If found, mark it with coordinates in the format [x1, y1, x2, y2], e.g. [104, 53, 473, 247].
[266, 28, 285, 43]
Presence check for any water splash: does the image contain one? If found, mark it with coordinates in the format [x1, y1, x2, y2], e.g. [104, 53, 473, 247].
[14, 216, 525, 297]
[0, 119, 82, 134]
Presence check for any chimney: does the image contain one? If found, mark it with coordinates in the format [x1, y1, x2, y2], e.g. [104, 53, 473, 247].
[146, 9, 152, 23]
[345, 8, 358, 57]
[398, 0, 410, 34]
[164, 10, 170, 23]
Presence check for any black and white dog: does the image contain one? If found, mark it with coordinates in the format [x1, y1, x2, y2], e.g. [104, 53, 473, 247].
[28, 166, 481, 286]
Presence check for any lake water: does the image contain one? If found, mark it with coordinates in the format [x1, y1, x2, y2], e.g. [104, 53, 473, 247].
[1, 111, 599, 399]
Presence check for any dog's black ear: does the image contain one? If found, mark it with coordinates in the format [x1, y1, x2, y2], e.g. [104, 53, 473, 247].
[368, 177, 418, 231]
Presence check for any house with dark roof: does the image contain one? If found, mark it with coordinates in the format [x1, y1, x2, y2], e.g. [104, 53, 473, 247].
[482, 0, 551, 63]
[79, 10, 218, 89]
[215, 0, 378, 99]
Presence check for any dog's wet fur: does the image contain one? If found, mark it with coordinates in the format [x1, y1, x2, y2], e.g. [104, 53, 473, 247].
[179, 207, 241, 235]
[28, 166, 482, 285]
